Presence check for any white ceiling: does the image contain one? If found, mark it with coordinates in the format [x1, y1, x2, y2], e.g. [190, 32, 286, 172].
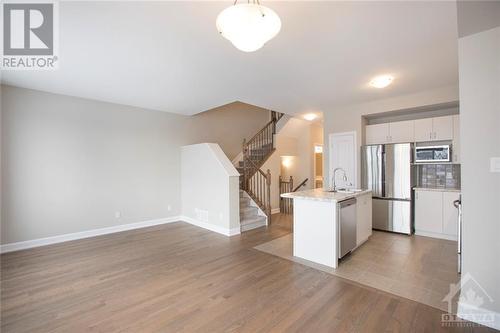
[1, 1, 459, 116]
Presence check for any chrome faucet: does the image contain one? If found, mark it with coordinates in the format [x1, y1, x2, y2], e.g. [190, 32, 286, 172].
[332, 167, 348, 191]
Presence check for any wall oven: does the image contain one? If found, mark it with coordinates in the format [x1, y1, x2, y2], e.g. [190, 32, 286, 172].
[415, 145, 451, 163]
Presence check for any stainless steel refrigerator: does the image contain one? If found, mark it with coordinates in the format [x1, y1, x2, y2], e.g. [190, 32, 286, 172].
[361, 143, 414, 234]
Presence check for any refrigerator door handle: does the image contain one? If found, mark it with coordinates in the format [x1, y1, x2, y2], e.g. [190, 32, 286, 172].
[381, 151, 386, 198]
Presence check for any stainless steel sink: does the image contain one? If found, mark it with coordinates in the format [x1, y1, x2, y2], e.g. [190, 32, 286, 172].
[323, 188, 363, 194]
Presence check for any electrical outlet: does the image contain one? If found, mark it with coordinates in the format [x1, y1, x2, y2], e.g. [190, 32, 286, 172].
[115, 211, 121, 219]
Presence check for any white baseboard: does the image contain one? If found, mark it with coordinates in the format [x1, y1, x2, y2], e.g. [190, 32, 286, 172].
[415, 230, 457, 241]
[1, 215, 243, 254]
[271, 208, 280, 214]
[457, 301, 500, 330]
[180, 216, 240, 236]
[0, 216, 180, 254]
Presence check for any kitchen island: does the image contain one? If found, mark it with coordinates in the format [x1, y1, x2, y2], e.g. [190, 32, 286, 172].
[281, 188, 372, 268]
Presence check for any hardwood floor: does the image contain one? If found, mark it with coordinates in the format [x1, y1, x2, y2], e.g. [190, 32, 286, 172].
[1, 214, 495, 332]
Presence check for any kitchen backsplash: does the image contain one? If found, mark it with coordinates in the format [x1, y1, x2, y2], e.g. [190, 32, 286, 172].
[415, 164, 461, 189]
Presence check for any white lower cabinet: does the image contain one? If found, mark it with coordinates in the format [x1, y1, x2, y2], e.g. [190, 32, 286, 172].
[356, 193, 372, 246]
[415, 190, 442, 233]
[414, 189, 459, 240]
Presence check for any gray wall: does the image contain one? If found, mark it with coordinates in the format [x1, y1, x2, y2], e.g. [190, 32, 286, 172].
[457, 0, 500, 38]
[458, 24, 500, 317]
[189, 102, 270, 160]
[0, 85, 268, 244]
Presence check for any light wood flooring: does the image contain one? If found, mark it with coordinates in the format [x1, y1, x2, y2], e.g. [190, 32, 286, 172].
[255, 229, 460, 312]
[1, 214, 496, 332]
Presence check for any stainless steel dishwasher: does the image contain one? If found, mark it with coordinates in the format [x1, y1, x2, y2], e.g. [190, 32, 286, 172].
[338, 198, 357, 259]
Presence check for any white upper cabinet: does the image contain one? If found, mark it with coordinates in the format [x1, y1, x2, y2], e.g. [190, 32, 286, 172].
[432, 116, 453, 141]
[389, 120, 415, 143]
[453, 115, 460, 162]
[365, 123, 390, 144]
[414, 118, 434, 142]
[365, 115, 458, 145]
[365, 121, 414, 144]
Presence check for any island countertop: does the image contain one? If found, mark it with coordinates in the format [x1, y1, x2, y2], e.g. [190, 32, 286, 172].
[281, 188, 372, 202]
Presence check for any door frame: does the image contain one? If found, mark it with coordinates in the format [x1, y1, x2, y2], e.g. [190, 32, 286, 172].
[328, 131, 358, 188]
[313, 143, 323, 188]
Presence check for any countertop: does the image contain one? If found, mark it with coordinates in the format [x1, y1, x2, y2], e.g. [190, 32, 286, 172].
[413, 187, 461, 193]
[280, 188, 372, 202]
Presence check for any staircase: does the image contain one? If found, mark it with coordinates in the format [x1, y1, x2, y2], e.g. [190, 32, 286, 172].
[237, 111, 284, 231]
[239, 190, 267, 231]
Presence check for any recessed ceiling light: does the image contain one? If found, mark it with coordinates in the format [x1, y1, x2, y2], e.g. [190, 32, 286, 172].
[303, 113, 317, 121]
[369, 75, 394, 88]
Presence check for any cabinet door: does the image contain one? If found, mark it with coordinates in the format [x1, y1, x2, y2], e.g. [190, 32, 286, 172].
[453, 115, 460, 162]
[366, 123, 390, 144]
[356, 193, 372, 245]
[414, 118, 433, 142]
[443, 192, 460, 236]
[433, 116, 453, 141]
[415, 190, 443, 233]
[389, 120, 414, 143]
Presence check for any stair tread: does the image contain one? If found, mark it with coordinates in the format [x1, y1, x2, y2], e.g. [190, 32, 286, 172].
[240, 206, 257, 213]
[240, 215, 266, 225]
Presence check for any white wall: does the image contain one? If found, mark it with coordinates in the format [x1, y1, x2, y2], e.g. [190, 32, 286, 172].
[322, 84, 459, 186]
[262, 118, 322, 211]
[458, 26, 500, 324]
[181, 143, 240, 235]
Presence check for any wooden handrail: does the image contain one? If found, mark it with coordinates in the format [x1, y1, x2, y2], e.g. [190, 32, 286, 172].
[245, 156, 267, 178]
[292, 178, 308, 192]
[246, 119, 274, 145]
[240, 110, 284, 224]
[279, 176, 307, 215]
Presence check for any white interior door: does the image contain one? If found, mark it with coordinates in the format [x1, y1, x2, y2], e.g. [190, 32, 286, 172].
[329, 132, 357, 188]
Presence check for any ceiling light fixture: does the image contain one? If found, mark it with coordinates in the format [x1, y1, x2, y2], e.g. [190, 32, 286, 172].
[369, 75, 394, 88]
[216, 0, 281, 52]
[303, 113, 317, 121]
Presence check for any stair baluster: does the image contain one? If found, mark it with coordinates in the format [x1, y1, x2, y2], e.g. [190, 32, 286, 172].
[239, 111, 283, 225]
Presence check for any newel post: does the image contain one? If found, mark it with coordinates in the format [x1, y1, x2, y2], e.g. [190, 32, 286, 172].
[266, 169, 272, 223]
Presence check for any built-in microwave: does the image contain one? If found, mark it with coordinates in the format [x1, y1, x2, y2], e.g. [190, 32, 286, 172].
[415, 145, 451, 163]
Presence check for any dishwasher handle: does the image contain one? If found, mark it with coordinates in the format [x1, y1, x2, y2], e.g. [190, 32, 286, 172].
[339, 198, 357, 208]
